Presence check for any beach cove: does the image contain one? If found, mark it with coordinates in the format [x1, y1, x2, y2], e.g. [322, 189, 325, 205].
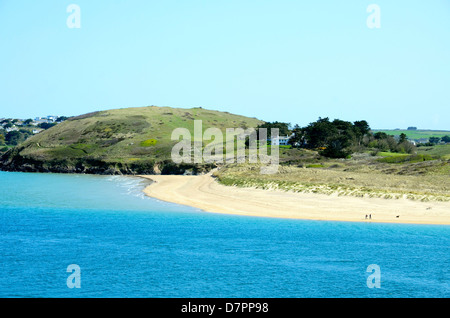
[141, 172, 450, 225]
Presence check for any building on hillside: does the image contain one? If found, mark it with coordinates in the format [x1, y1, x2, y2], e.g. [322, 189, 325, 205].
[46, 116, 57, 122]
[34, 117, 52, 124]
[5, 126, 19, 132]
[269, 134, 294, 146]
[415, 138, 429, 144]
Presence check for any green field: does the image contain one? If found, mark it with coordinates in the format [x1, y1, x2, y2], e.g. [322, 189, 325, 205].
[372, 129, 450, 140]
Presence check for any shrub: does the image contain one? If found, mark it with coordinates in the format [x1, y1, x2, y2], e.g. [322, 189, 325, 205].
[377, 154, 434, 164]
[370, 149, 379, 156]
[140, 139, 158, 147]
[306, 164, 324, 168]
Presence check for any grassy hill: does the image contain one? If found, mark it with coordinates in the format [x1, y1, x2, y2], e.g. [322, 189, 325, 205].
[0, 106, 263, 174]
[372, 129, 450, 140]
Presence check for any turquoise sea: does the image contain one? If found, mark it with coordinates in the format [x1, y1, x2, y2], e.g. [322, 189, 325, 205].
[0, 171, 448, 298]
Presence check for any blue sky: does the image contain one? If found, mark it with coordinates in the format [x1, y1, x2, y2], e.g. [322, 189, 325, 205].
[0, 0, 449, 129]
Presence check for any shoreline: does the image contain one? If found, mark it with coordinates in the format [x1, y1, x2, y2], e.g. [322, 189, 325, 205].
[140, 172, 450, 225]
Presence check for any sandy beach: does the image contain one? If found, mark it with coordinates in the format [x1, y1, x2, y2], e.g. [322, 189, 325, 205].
[140, 172, 450, 225]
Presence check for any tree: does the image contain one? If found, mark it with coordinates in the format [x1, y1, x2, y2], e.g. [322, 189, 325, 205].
[429, 137, 440, 144]
[5, 131, 22, 145]
[302, 117, 356, 158]
[353, 120, 370, 147]
[5, 130, 31, 146]
[303, 117, 334, 148]
[398, 133, 407, 144]
[256, 121, 290, 139]
[332, 119, 355, 137]
[353, 120, 370, 137]
[376, 139, 390, 152]
[23, 119, 33, 125]
[441, 135, 450, 143]
[288, 124, 305, 147]
[373, 132, 388, 140]
[0, 133, 5, 145]
[386, 135, 399, 152]
[320, 135, 352, 158]
[397, 141, 416, 154]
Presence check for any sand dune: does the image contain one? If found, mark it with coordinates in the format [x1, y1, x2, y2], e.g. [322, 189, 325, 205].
[140, 172, 450, 225]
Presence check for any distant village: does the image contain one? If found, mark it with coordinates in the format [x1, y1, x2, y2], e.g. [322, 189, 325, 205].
[0, 115, 67, 134]
[0, 115, 69, 149]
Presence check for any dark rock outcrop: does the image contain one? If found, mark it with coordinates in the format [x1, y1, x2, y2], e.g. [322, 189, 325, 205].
[0, 148, 214, 175]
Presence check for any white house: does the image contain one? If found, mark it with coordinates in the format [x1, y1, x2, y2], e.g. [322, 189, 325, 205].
[5, 126, 19, 132]
[269, 134, 294, 146]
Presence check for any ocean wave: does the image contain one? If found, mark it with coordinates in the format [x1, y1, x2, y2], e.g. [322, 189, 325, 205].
[107, 176, 152, 200]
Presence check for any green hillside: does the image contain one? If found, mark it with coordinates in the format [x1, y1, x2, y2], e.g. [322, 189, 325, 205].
[0, 106, 263, 174]
[372, 129, 450, 140]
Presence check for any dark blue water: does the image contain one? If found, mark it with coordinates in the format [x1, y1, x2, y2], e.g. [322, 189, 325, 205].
[0, 171, 448, 297]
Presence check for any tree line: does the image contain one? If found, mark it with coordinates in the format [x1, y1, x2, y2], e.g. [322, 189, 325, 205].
[422, 136, 450, 146]
[256, 118, 419, 158]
